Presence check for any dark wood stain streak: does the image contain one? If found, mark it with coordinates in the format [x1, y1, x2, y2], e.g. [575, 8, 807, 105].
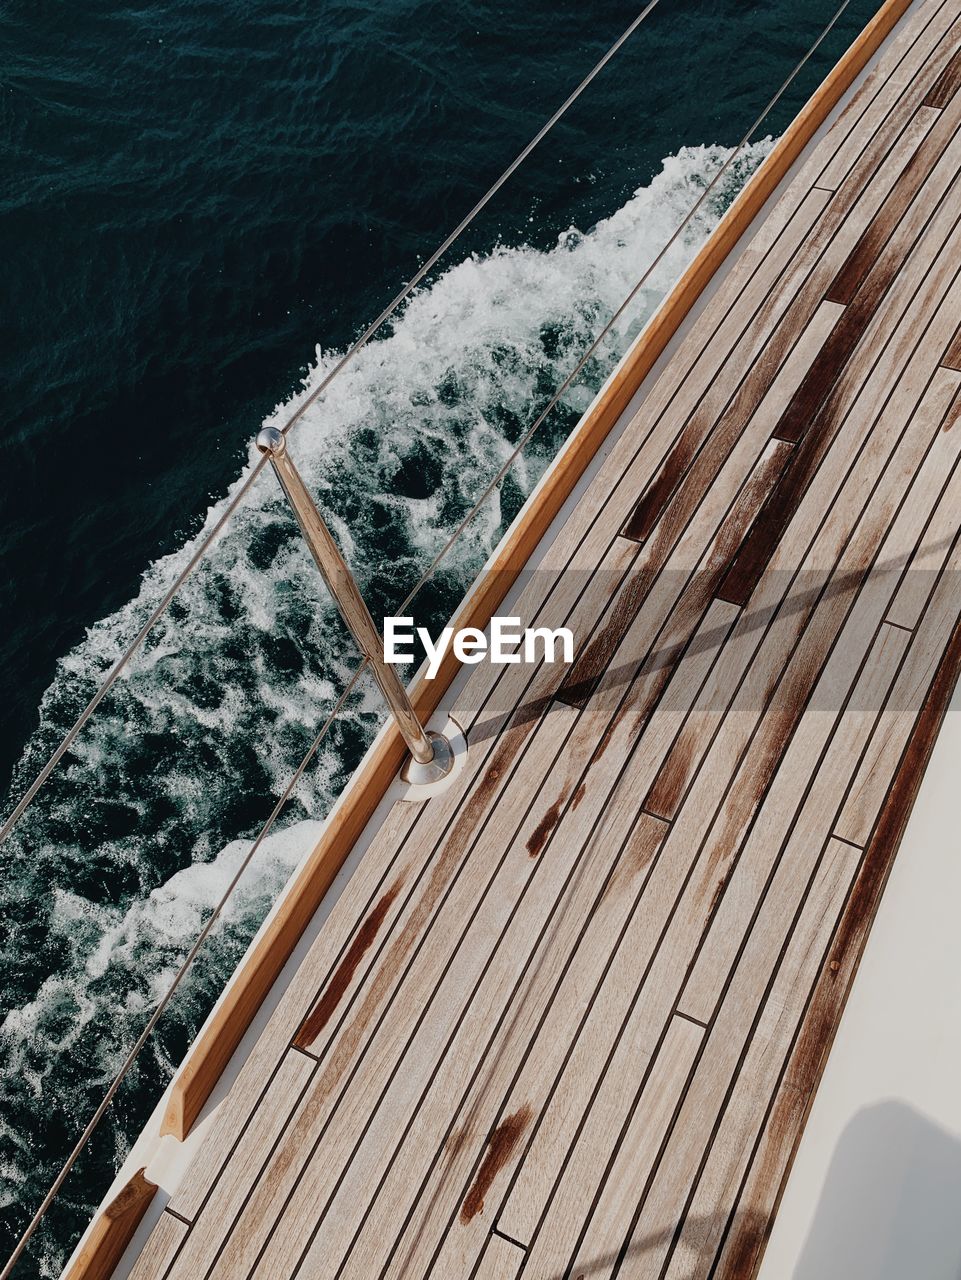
[827, 108, 952, 307]
[719, 396, 845, 606]
[526, 798, 563, 858]
[702, 695, 798, 885]
[287, 721, 534, 1135]
[564, 453, 755, 712]
[619, 210, 804, 550]
[717, 617, 961, 1280]
[628, 821, 665, 873]
[924, 46, 961, 109]
[459, 1106, 533, 1224]
[561, 317, 807, 711]
[592, 705, 624, 764]
[708, 873, 730, 920]
[715, 1200, 785, 1280]
[942, 391, 961, 432]
[700, 598, 858, 902]
[644, 731, 697, 821]
[601, 819, 666, 908]
[777, 221, 921, 451]
[445, 1121, 470, 1160]
[557, 564, 656, 709]
[294, 876, 406, 1048]
[628, 286, 796, 538]
[705, 440, 794, 575]
[768, 307, 852, 444]
[571, 780, 587, 811]
[768, 112, 960, 461]
[622, 433, 699, 544]
[634, 446, 791, 816]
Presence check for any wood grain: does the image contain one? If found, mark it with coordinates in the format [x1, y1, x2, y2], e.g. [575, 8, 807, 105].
[159, 0, 916, 1144]
[62, 1169, 155, 1280]
[116, 7, 961, 1280]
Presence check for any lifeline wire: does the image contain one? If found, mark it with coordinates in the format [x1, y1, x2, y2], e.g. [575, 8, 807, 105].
[2, 1, 851, 1273]
[0, 662, 367, 1280]
[0, 1, 662, 853]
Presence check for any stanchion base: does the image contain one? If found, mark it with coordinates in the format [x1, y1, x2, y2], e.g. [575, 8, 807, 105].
[402, 731, 456, 786]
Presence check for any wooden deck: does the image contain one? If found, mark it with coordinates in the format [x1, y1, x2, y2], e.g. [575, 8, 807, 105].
[128, 2, 961, 1276]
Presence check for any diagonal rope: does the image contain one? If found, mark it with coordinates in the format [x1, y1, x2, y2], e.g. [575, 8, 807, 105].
[2, 1, 853, 1273]
[394, 0, 851, 612]
[0, 453, 270, 849]
[0, 660, 368, 1280]
[0, 1, 663, 853]
[277, 0, 664, 439]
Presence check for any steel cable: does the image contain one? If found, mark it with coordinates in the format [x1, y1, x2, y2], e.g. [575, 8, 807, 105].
[0, 1, 663, 852]
[1, 1, 853, 1272]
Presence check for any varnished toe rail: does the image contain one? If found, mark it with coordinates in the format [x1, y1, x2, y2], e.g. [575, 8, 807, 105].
[159, 0, 912, 1147]
[60, 1171, 154, 1280]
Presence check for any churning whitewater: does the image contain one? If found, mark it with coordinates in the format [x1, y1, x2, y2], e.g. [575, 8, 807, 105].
[0, 139, 770, 1271]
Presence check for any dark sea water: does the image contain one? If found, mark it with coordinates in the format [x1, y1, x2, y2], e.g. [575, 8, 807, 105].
[0, 0, 876, 1272]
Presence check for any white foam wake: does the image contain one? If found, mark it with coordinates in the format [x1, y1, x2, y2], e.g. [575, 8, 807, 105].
[0, 139, 772, 1260]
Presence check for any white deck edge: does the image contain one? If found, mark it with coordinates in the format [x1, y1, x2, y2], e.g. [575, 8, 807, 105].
[756, 683, 961, 1278]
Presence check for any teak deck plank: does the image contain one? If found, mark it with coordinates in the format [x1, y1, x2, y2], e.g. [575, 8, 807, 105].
[520, 1016, 703, 1278]
[474, 1234, 526, 1280]
[132, 5, 961, 1280]
[819, 0, 958, 185]
[126, 1215, 188, 1280]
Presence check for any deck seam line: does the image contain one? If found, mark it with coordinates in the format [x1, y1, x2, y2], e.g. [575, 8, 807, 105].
[152, 9, 961, 1277]
[490, 1226, 528, 1251]
[674, 1010, 709, 1029]
[522, 225, 961, 1276]
[668, 398, 961, 1278]
[831, 832, 865, 851]
[448, 191, 961, 1280]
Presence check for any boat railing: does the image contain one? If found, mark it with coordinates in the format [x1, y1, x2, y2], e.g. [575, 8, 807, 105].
[0, 0, 906, 1271]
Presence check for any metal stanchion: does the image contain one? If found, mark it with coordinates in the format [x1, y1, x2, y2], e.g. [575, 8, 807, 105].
[256, 427, 454, 784]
